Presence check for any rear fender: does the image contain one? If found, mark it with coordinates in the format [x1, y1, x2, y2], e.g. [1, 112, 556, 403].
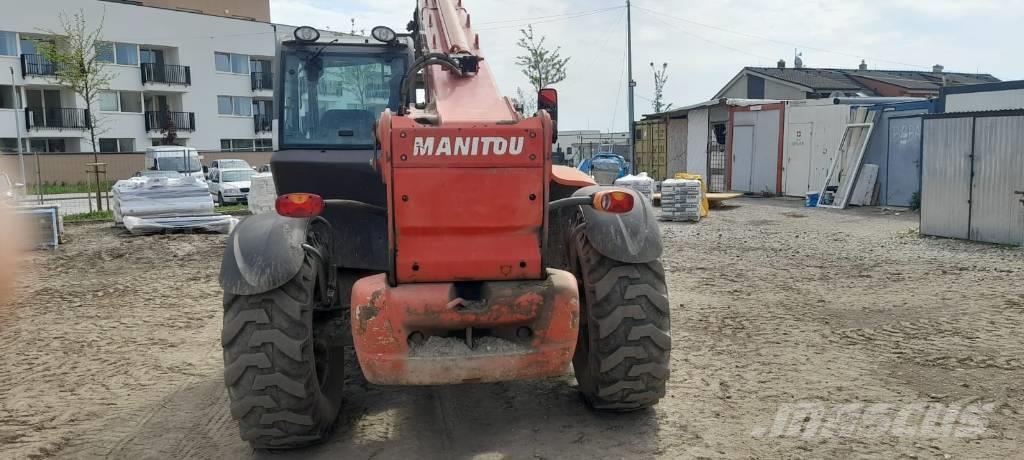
[219, 213, 314, 295]
[572, 185, 662, 264]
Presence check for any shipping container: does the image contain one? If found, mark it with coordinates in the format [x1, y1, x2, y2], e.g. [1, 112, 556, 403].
[633, 119, 667, 180]
[727, 103, 784, 194]
[921, 110, 1024, 246]
[861, 100, 934, 206]
[781, 100, 852, 197]
[940, 80, 1024, 113]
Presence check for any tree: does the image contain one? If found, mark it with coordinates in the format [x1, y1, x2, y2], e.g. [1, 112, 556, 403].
[515, 25, 570, 93]
[37, 10, 112, 211]
[511, 86, 536, 117]
[650, 62, 673, 113]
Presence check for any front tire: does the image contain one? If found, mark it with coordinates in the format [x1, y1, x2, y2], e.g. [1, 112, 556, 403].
[222, 250, 344, 449]
[218, 192, 226, 207]
[571, 224, 671, 410]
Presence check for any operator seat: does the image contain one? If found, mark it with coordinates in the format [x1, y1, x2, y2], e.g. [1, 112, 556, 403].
[320, 109, 376, 144]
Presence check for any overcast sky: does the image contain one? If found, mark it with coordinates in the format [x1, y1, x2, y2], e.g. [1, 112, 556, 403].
[270, 0, 1024, 132]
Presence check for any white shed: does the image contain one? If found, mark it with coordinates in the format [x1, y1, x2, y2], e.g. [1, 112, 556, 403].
[781, 100, 853, 197]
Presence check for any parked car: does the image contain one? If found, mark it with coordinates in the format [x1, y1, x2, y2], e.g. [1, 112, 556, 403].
[144, 146, 205, 181]
[206, 159, 253, 180]
[208, 168, 256, 206]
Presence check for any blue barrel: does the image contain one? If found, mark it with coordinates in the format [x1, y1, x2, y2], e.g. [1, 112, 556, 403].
[805, 192, 819, 207]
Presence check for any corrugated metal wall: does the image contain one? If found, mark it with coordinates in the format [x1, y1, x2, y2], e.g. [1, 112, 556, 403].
[666, 118, 688, 177]
[686, 108, 710, 178]
[634, 119, 667, 180]
[969, 116, 1024, 245]
[945, 89, 1024, 113]
[921, 117, 973, 240]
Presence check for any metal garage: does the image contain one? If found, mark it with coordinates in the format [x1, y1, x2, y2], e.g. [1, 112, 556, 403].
[921, 110, 1024, 245]
[727, 103, 784, 194]
[861, 100, 935, 207]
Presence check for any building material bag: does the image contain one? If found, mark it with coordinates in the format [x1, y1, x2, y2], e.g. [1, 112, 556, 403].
[248, 173, 277, 215]
[112, 175, 215, 224]
[673, 172, 710, 217]
[660, 178, 703, 222]
[614, 172, 655, 202]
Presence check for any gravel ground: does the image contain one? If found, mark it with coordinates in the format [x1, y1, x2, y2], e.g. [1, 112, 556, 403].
[1, 198, 1022, 459]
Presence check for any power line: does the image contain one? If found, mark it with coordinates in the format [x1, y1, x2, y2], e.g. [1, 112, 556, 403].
[474, 6, 622, 26]
[579, 9, 626, 78]
[476, 7, 621, 31]
[637, 9, 774, 63]
[609, 34, 628, 133]
[632, 4, 929, 69]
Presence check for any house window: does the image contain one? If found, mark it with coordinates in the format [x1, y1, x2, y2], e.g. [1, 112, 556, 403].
[99, 90, 142, 112]
[29, 139, 66, 153]
[0, 85, 19, 109]
[0, 31, 16, 56]
[220, 139, 259, 152]
[97, 42, 139, 65]
[217, 95, 252, 116]
[99, 138, 135, 152]
[215, 52, 249, 74]
[0, 138, 24, 152]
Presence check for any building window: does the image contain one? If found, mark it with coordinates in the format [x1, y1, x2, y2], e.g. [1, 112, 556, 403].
[99, 90, 142, 112]
[220, 139, 261, 152]
[96, 42, 139, 65]
[99, 138, 135, 152]
[255, 139, 272, 151]
[0, 84, 19, 109]
[0, 31, 16, 56]
[217, 95, 252, 116]
[0, 138, 24, 152]
[215, 52, 249, 74]
[29, 139, 66, 153]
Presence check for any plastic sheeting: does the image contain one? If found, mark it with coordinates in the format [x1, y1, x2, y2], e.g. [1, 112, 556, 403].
[248, 173, 277, 215]
[660, 178, 703, 222]
[614, 173, 655, 202]
[123, 215, 238, 235]
[112, 175, 215, 224]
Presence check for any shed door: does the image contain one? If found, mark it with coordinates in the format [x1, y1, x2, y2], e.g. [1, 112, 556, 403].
[921, 118, 973, 240]
[732, 125, 755, 192]
[751, 109, 781, 194]
[886, 117, 922, 207]
[784, 122, 813, 196]
[970, 116, 1024, 245]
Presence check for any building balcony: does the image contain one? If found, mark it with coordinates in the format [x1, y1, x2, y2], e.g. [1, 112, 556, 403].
[145, 111, 196, 132]
[20, 54, 67, 78]
[254, 114, 272, 133]
[141, 63, 192, 86]
[251, 72, 272, 91]
[25, 108, 90, 130]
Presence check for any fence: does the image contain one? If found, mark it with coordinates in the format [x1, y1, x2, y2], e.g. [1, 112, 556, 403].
[1, 151, 274, 216]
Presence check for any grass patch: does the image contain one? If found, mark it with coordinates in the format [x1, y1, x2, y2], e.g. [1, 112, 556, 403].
[29, 181, 116, 195]
[65, 210, 114, 223]
[217, 204, 251, 215]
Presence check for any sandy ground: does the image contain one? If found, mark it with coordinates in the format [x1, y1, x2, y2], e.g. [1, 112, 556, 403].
[1, 198, 1022, 459]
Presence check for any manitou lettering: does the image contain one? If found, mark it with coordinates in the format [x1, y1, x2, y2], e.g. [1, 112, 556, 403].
[413, 136, 525, 156]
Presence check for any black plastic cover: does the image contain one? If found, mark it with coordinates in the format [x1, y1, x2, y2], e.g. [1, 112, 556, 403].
[572, 185, 663, 263]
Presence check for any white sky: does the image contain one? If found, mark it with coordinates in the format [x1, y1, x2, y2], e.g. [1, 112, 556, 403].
[270, 0, 1024, 131]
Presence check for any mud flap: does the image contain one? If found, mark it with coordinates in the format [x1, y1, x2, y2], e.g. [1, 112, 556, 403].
[219, 213, 312, 295]
[572, 185, 662, 264]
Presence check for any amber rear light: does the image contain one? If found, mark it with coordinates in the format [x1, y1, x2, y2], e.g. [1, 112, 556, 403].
[275, 193, 324, 217]
[592, 190, 634, 213]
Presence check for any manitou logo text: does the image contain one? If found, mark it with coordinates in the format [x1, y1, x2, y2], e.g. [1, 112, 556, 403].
[412, 136, 525, 157]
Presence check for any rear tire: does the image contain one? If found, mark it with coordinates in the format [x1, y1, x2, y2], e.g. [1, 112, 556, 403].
[571, 224, 671, 410]
[222, 250, 344, 449]
[218, 193, 225, 207]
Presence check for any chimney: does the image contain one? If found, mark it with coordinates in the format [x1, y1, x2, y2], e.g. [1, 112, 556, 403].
[777, 59, 786, 69]
[933, 64, 944, 73]
[858, 59, 868, 70]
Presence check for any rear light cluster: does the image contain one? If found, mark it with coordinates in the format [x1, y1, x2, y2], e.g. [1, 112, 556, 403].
[276, 193, 324, 217]
[592, 190, 634, 213]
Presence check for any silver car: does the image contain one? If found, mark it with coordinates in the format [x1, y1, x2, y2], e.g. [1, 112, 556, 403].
[208, 168, 256, 206]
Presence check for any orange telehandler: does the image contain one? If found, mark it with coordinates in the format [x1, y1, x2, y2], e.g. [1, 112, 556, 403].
[219, 0, 670, 449]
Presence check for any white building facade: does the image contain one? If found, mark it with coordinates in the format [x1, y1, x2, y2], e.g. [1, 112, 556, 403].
[0, 0, 310, 154]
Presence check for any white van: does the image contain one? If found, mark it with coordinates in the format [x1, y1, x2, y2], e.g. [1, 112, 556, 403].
[144, 146, 204, 180]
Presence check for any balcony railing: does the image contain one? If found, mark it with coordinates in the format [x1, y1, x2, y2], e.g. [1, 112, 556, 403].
[25, 108, 90, 130]
[145, 111, 196, 132]
[251, 72, 272, 91]
[21, 54, 67, 77]
[141, 63, 192, 86]
[254, 114, 272, 133]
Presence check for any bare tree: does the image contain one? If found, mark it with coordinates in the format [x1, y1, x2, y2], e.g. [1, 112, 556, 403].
[515, 25, 570, 93]
[650, 62, 673, 113]
[37, 10, 112, 210]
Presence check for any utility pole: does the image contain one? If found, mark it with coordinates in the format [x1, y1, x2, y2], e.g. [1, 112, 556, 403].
[10, 67, 26, 187]
[625, 0, 636, 173]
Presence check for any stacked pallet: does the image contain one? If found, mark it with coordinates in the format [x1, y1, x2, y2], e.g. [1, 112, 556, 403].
[660, 178, 702, 222]
[112, 176, 235, 234]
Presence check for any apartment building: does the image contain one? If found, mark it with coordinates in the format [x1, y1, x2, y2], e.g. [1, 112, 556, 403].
[0, 0, 311, 154]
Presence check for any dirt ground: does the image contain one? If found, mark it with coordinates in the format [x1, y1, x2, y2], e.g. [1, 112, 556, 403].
[1, 198, 1022, 459]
